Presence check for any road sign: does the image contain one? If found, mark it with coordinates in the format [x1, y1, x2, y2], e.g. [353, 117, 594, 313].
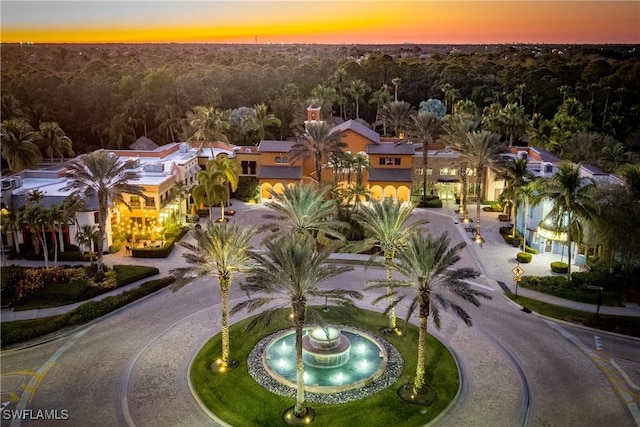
[585, 285, 603, 291]
[512, 265, 525, 277]
[513, 276, 522, 282]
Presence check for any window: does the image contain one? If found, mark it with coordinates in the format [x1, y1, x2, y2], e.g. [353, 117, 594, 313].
[440, 168, 449, 176]
[379, 157, 401, 165]
[249, 161, 256, 175]
[544, 164, 553, 174]
[282, 156, 289, 163]
[275, 156, 282, 164]
[144, 196, 155, 208]
[426, 168, 433, 176]
[93, 212, 99, 224]
[130, 196, 141, 208]
[415, 167, 423, 175]
[466, 168, 474, 176]
[450, 168, 457, 176]
[241, 161, 249, 175]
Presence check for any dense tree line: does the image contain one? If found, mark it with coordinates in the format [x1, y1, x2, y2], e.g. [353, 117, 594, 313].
[1, 43, 639, 167]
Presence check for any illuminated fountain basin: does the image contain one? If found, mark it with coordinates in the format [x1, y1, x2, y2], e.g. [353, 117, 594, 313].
[248, 325, 403, 404]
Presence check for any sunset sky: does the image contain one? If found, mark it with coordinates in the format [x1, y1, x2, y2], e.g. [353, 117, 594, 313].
[1, 1, 638, 44]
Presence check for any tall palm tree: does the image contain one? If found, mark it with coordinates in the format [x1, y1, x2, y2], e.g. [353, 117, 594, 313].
[366, 232, 489, 393]
[36, 122, 74, 161]
[185, 106, 231, 156]
[1, 118, 42, 173]
[618, 163, 640, 200]
[352, 152, 370, 186]
[499, 158, 534, 239]
[263, 184, 347, 242]
[391, 77, 402, 101]
[289, 121, 345, 185]
[346, 79, 369, 119]
[379, 101, 413, 138]
[62, 151, 144, 273]
[155, 104, 183, 143]
[107, 114, 136, 149]
[600, 142, 631, 171]
[310, 84, 339, 118]
[1, 93, 24, 120]
[171, 222, 257, 369]
[192, 163, 229, 220]
[443, 113, 482, 223]
[232, 234, 361, 420]
[483, 103, 529, 147]
[75, 224, 100, 266]
[369, 84, 392, 135]
[252, 103, 281, 141]
[403, 110, 444, 200]
[449, 130, 505, 242]
[62, 195, 86, 248]
[353, 199, 428, 331]
[43, 205, 66, 267]
[169, 180, 190, 224]
[332, 67, 349, 120]
[537, 162, 599, 279]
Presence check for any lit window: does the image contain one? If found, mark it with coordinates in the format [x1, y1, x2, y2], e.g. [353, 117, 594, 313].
[415, 167, 424, 175]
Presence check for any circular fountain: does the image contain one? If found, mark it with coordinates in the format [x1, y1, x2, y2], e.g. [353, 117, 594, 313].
[302, 326, 351, 368]
[248, 325, 403, 403]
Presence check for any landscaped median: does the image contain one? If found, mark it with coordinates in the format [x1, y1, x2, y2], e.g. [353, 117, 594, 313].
[1, 275, 175, 348]
[191, 306, 459, 427]
[506, 293, 640, 338]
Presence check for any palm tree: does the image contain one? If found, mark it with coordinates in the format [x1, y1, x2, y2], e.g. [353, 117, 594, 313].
[62, 151, 144, 273]
[1, 118, 42, 173]
[155, 104, 183, 143]
[169, 180, 190, 224]
[618, 163, 640, 200]
[107, 114, 136, 149]
[263, 184, 347, 242]
[1, 93, 24, 120]
[185, 106, 231, 156]
[379, 101, 413, 138]
[289, 121, 345, 185]
[403, 110, 444, 200]
[310, 84, 339, 118]
[346, 79, 369, 119]
[391, 77, 402, 101]
[332, 67, 349, 120]
[353, 199, 428, 331]
[366, 232, 489, 394]
[18, 204, 48, 265]
[600, 142, 631, 171]
[76, 224, 100, 266]
[443, 113, 482, 223]
[483, 103, 530, 147]
[449, 130, 505, 242]
[252, 103, 281, 141]
[171, 222, 257, 369]
[352, 152, 369, 186]
[232, 234, 361, 420]
[43, 205, 66, 267]
[36, 122, 74, 161]
[537, 162, 599, 279]
[192, 163, 229, 220]
[369, 84, 392, 135]
[62, 195, 86, 247]
[499, 158, 534, 239]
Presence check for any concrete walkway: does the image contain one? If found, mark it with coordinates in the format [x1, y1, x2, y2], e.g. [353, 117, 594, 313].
[2, 199, 639, 323]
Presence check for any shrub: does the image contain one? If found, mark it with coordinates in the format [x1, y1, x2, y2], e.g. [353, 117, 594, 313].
[13, 267, 74, 301]
[525, 246, 539, 254]
[571, 271, 620, 290]
[109, 240, 122, 254]
[516, 252, 532, 263]
[417, 197, 443, 208]
[551, 262, 568, 274]
[112, 265, 159, 286]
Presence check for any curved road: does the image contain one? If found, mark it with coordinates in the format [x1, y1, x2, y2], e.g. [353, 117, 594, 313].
[1, 205, 638, 427]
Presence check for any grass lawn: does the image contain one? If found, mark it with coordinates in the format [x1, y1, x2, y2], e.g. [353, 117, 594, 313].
[191, 306, 458, 427]
[507, 293, 640, 338]
[519, 276, 624, 307]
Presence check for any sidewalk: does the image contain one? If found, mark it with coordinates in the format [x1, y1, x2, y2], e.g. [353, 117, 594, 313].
[2, 199, 640, 323]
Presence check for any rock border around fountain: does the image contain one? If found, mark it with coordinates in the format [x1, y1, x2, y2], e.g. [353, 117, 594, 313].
[247, 325, 403, 404]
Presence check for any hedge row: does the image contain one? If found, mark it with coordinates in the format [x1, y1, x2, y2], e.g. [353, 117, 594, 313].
[131, 227, 189, 259]
[1, 276, 175, 348]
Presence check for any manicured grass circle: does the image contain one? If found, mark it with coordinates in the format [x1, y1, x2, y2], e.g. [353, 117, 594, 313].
[190, 306, 459, 427]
